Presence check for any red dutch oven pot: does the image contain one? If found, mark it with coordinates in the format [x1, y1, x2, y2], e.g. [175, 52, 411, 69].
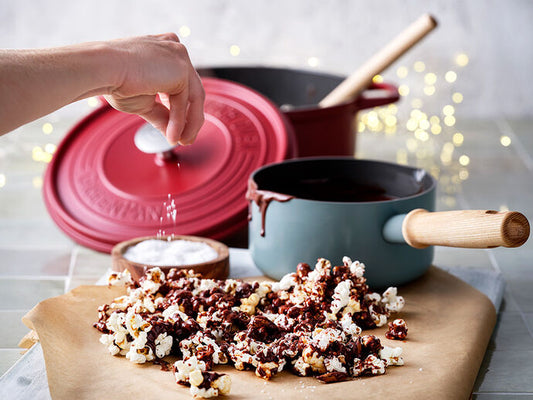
[198, 66, 399, 157]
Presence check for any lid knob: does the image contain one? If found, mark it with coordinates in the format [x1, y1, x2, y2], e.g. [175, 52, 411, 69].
[134, 123, 178, 163]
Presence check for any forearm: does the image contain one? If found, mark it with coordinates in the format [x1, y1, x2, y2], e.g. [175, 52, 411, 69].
[0, 42, 121, 134]
[0, 33, 204, 145]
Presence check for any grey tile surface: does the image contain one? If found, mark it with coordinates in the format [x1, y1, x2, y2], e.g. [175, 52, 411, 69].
[0, 219, 74, 248]
[0, 349, 24, 376]
[524, 314, 533, 337]
[504, 277, 533, 313]
[433, 247, 494, 270]
[0, 311, 31, 348]
[71, 246, 111, 278]
[0, 249, 70, 277]
[0, 181, 49, 220]
[487, 312, 533, 351]
[491, 248, 533, 277]
[507, 119, 533, 155]
[474, 350, 533, 393]
[0, 279, 65, 310]
[500, 288, 521, 313]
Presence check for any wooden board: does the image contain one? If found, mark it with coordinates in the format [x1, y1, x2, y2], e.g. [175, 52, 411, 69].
[21, 266, 496, 400]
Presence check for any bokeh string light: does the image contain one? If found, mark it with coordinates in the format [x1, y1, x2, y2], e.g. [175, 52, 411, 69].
[357, 52, 470, 208]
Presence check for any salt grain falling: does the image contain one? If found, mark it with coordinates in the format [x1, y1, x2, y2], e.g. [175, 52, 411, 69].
[158, 194, 178, 237]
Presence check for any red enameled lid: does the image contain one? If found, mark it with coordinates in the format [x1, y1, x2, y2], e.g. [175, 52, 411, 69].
[43, 78, 294, 252]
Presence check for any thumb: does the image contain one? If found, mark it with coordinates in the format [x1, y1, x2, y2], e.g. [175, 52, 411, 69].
[138, 102, 171, 136]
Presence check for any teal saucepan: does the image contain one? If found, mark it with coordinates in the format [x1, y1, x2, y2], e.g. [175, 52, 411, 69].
[247, 157, 530, 287]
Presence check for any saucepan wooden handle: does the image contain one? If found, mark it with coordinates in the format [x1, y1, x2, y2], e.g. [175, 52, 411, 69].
[402, 209, 530, 249]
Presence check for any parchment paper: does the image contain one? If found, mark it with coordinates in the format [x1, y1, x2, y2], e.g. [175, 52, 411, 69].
[22, 266, 496, 400]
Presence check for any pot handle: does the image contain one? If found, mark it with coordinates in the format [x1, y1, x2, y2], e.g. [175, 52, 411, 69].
[383, 209, 530, 249]
[354, 82, 400, 111]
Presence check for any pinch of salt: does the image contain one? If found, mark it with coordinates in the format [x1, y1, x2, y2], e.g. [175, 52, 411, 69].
[123, 239, 218, 266]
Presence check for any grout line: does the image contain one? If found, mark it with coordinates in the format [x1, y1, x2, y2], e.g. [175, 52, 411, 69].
[65, 246, 79, 293]
[496, 118, 533, 173]
[0, 244, 74, 251]
[520, 312, 533, 338]
[486, 248, 503, 274]
[0, 275, 67, 281]
[65, 275, 106, 281]
[472, 393, 533, 396]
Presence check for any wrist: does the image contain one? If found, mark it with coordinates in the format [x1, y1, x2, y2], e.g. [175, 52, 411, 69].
[65, 40, 125, 100]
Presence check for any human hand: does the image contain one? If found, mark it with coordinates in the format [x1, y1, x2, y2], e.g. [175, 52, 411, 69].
[104, 33, 205, 146]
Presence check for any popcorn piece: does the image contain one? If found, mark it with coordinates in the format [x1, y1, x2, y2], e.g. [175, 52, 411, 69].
[155, 333, 173, 359]
[380, 346, 404, 366]
[126, 330, 155, 364]
[369, 305, 388, 328]
[363, 354, 386, 375]
[190, 372, 231, 399]
[292, 357, 313, 376]
[343, 257, 366, 279]
[385, 319, 408, 340]
[180, 332, 228, 366]
[330, 280, 352, 315]
[125, 310, 151, 339]
[228, 346, 256, 371]
[302, 346, 326, 374]
[307, 258, 331, 282]
[364, 292, 381, 305]
[193, 279, 220, 295]
[340, 313, 362, 337]
[174, 356, 207, 385]
[256, 361, 284, 380]
[324, 357, 346, 374]
[271, 272, 297, 292]
[240, 293, 260, 315]
[105, 312, 129, 350]
[381, 287, 405, 312]
[99, 334, 121, 356]
[140, 267, 165, 294]
[108, 269, 133, 287]
[162, 304, 189, 323]
[312, 328, 344, 351]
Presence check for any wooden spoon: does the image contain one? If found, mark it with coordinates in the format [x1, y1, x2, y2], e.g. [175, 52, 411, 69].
[319, 13, 437, 107]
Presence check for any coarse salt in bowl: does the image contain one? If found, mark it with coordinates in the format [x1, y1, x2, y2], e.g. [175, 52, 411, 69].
[123, 239, 219, 266]
[112, 235, 229, 281]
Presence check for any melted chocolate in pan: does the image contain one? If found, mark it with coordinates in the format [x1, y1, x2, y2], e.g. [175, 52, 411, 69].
[247, 159, 433, 237]
[272, 177, 398, 202]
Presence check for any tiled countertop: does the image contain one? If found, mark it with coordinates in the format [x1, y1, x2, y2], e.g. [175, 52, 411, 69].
[0, 102, 532, 398]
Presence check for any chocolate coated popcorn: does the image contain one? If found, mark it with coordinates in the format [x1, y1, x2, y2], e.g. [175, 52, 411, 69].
[95, 257, 405, 398]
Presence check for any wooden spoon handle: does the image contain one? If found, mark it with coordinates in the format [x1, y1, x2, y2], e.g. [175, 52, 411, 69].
[319, 13, 437, 108]
[402, 209, 530, 249]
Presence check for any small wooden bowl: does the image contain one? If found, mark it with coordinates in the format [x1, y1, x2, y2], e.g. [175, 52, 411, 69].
[111, 235, 230, 282]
